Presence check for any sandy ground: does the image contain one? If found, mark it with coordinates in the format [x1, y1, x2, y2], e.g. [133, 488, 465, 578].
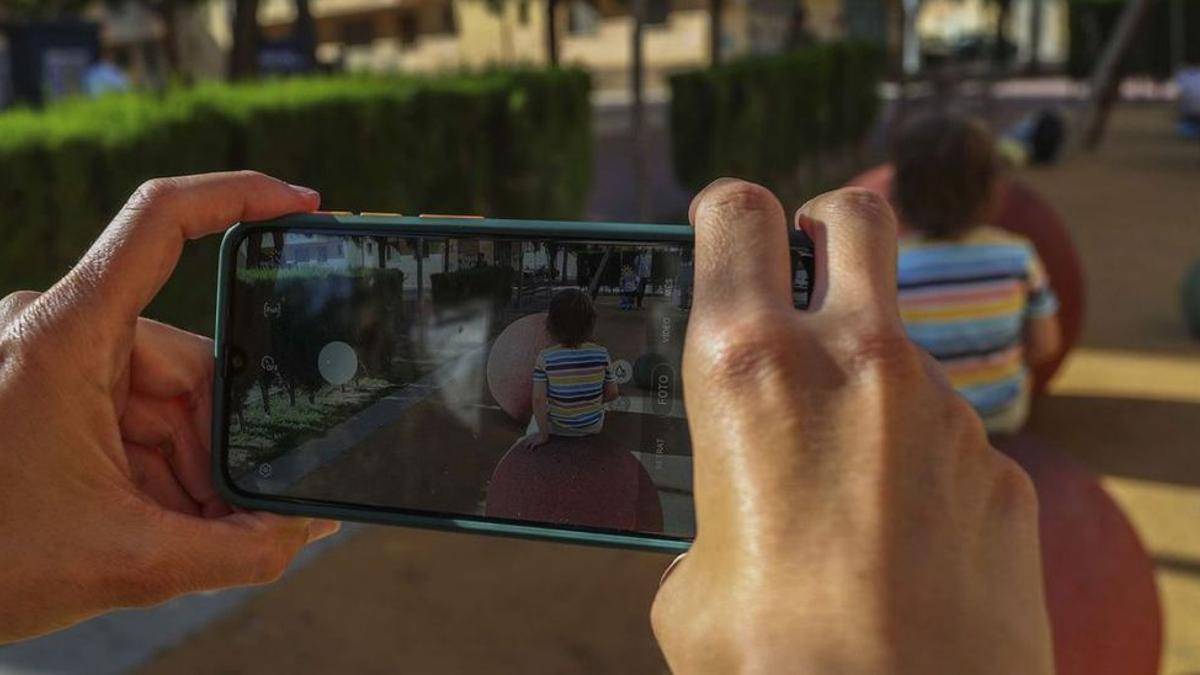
[136, 104, 1199, 675]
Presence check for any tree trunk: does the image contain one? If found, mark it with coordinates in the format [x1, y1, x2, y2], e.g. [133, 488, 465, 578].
[546, 0, 559, 65]
[631, 0, 649, 220]
[294, 0, 317, 69]
[155, 2, 181, 76]
[1028, 0, 1044, 74]
[230, 0, 261, 81]
[709, 0, 723, 66]
[374, 236, 388, 268]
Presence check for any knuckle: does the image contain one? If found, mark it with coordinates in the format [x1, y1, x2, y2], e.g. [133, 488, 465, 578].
[812, 186, 896, 223]
[129, 177, 183, 213]
[248, 541, 297, 584]
[840, 329, 923, 383]
[696, 316, 797, 390]
[990, 454, 1040, 516]
[697, 180, 781, 221]
[942, 392, 986, 439]
[0, 290, 40, 316]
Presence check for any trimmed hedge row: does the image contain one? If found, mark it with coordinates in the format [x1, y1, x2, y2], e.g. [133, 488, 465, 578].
[431, 264, 515, 309]
[1067, 0, 1200, 80]
[0, 69, 592, 333]
[669, 41, 885, 192]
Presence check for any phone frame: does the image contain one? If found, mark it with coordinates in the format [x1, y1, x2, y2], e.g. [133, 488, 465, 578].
[212, 213, 809, 553]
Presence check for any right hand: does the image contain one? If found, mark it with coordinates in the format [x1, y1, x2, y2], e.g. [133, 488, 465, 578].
[651, 182, 1053, 674]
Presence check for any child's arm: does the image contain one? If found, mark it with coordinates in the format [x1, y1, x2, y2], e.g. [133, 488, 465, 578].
[1025, 315, 1061, 366]
[602, 353, 619, 402]
[1023, 251, 1062, 366]
[530, 380, 551, 444]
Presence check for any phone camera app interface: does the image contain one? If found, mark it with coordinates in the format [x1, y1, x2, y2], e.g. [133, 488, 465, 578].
[226, 231, 814, 539]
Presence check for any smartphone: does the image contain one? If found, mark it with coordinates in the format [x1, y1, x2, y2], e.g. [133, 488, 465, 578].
[212, 213, 814, 553]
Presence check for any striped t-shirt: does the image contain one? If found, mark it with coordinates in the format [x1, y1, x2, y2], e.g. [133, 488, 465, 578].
[898, 226, 1058, 417]
[533, 342, 615, 435]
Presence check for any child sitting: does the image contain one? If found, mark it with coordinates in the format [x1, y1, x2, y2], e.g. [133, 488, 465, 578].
[522, 288, 619, 448]
[893, 113, 1062, 435]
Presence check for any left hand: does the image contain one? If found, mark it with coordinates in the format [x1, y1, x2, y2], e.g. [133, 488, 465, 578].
[0, 172, 340, 644]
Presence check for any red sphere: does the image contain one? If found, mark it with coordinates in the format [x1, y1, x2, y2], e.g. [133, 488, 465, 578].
[485, 433, 664, 533]
[486, 313, 554, 423]
[847, 165, 1085, 392]
[997, 435, 1162, 675]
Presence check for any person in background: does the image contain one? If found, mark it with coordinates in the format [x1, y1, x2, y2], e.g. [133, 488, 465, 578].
[619, 264, 638, 310]
[521, 288, 619, 448]
[634, 250, 653, 309]
[892, 113, 1061, 434]
[84, 53, 130, 98]
[1176, 64, 1200, 140]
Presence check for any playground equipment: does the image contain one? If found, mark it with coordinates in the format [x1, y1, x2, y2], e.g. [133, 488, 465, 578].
[486, 313, 554, 423]
[485, 433, 664, 532]
[1182, 259, 1200, 338]
[997, 435, 1162, 675]
[847, 166, 1085, 391]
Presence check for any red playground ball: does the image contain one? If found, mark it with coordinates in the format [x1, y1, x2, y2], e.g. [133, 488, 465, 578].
[486, 312, 554, 423]
[847, 165, 1085, 392]
[998, 435, 1162, 675]
[485, 433, 664, 533]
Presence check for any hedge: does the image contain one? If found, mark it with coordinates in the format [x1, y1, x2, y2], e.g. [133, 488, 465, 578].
[1067, 0, 1200, 80]
[0, 68, 592, 334]
[430, 264, 515, 310]
[669, 41, 885, 193]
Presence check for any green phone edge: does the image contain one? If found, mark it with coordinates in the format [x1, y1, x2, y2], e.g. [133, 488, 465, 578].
[211, 213, 807, 554]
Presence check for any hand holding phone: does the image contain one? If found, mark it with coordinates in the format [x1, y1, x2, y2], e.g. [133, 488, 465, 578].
[212, 212, 815, 550]
[0, 172, 337, 644]
[650, 183, 1053, 675]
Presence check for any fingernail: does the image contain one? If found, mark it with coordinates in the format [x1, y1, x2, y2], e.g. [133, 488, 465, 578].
[795, 213, 818, 232]
[659, 553, 687, 587]
[289, 184, 320, 200]
[306, 519, 341, 543]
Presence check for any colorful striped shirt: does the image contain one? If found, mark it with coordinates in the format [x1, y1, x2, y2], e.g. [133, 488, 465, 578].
[533, 342, 615, 436]
[898, 226, 1058, 417]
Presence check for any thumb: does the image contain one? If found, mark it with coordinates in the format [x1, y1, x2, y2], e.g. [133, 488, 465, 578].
[139, 511, 340, 600]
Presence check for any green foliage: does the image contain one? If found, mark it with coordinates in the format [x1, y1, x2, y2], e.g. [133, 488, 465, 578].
[1067, 0, 1200, 80]
[0, 69, 592, 334]
[668, 41, 885, 193]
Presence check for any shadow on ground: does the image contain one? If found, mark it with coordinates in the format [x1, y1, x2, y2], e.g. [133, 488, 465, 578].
[1026, 395, 1200, 488]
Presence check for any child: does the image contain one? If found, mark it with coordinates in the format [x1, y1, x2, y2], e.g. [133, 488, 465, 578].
[522, 289, 619, 448]
[893, 113, 1061, 435]
[619, 264, 638, 310]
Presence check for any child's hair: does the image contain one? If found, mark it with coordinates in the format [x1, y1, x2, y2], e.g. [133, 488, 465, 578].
[546, 288, 596, 348]
[891, 112, 999, 239]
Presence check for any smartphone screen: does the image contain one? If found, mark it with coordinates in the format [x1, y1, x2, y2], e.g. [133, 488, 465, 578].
[221, 229, 813, 541]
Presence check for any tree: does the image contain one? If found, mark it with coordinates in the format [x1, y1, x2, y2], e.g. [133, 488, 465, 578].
[229, 0, 260, 80]
[295, 0, 316, 68]
[546, 0, 559, 65]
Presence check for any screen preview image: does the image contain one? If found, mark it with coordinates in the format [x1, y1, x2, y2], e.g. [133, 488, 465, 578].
[224, 231, 813, 539]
